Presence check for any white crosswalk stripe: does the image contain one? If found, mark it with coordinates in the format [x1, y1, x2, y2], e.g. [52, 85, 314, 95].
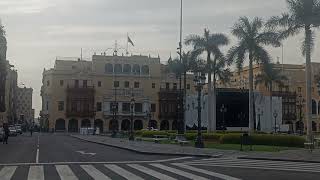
[150, 163, 210, 180]
[0, 166, 17, 180]
[105, 164, 144, 180]
[185, 157, 320, 173]
[128, 164, 177, 180]
[0, 162, 242, 180]
[28, 166, 44, 180]
[80, 165, 112, 180]
[55, 165, 78, 180]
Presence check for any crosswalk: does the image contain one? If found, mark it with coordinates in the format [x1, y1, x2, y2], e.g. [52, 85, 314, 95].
[184, 157, 320, 173]
[0, 162, 240, 180]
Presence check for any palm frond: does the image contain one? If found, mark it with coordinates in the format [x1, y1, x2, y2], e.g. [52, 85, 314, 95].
[256, 31, 281, 47]
[252, 45, 271, 64]
[184, 34, 205, 49]
[209, 33, 229, 47]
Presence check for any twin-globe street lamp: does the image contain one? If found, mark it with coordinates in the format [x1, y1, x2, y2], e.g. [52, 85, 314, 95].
[129, 94, 135, 141]
[193, 70, 206, 148]
[273, 111, 278, 133]
[257, 108, 263, 131]
[220, 104, 227, 131]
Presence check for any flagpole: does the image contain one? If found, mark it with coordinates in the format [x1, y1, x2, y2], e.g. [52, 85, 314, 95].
[126, 33, 129, 56]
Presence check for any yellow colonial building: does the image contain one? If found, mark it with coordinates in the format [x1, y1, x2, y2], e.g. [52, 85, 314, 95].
[218, 62, 320, 132]
[40, 54, 195, 132]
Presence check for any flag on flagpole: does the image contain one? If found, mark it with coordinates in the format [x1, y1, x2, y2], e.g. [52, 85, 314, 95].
[128, 36, 134, 46]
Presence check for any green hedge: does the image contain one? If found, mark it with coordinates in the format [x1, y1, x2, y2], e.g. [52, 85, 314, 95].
[140, 131, 168, 137]
[220, 134, 305, 147]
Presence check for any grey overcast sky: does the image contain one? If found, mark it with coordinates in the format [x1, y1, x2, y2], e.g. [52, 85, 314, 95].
[0, 0, 319, 116]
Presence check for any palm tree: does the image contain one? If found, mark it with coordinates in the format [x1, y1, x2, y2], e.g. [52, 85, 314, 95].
[227, 17, 281, 132]
[185, 29, 229, 132]
[255, 63, 287, 132]
[267, 0, 320, 140]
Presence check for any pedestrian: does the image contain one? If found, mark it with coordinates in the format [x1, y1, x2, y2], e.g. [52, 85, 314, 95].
[30, 125, 33, 137]
[3, 123, 9, 144]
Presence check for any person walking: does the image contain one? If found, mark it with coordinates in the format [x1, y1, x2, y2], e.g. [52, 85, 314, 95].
[30, 125, 33, 137]
[3, 123, 9, 144]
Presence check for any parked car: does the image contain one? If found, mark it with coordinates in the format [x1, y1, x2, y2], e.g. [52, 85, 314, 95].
[9, 125, 17, 136]
[0, 127, 4, 141]
[15, 124, 22, 134]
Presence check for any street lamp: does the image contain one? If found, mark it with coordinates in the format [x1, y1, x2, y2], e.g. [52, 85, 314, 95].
[193, 70, 206, 148]
[111, 102, 118, 137]
[220, 104, 227, 131]
[273, 111, 278, 133]
[297, 94, 305, 134]
[146, 105, 152, 130]
[129, 94, 135, 141]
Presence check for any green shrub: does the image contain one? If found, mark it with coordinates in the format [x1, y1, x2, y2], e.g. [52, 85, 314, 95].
[202, 133, 223, 141]
[140, 131, 168, 138]
[185, 133, 197, 140]
[220, 134, 305, 147]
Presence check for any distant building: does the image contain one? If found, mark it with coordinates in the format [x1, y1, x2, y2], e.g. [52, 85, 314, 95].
[218, 62, 320, 132]
[16, 87, 33, 125]
[40, 54, 195, 132]
[0, 61, 18, 125]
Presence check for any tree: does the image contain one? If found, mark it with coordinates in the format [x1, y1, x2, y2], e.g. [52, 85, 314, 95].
[267, 0, 320, 140]
[227, 17, 281, 132]
[255, 63, 287, 131]
[185, 29, 229, 132]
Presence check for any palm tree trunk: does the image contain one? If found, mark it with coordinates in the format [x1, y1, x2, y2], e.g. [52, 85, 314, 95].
[305, 25, 312, 141]
[269, 82, 273, 133]
[207, 52, 213, 132]
[213, 57, 217, 132]
[249, 53, 254, 133]
[183, 68, 187, 133]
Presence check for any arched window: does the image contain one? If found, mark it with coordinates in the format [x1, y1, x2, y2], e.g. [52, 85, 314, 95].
[114, 64, 122, 74]
[123, 64, 131, 74]
[132, 64, 140, 75]
[141, 65, 149, 75]
[105, 63, 113, 74]
[312, 99, 317, 115]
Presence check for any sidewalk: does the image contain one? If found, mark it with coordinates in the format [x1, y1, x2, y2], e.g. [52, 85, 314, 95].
[71, 134, 320, 163]
[71, 134, 239, 158]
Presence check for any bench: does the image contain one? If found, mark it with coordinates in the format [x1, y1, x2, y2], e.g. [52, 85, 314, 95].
[177, 140, 190, 146]
[304, 142, 314, 152]
[153, 135, 168, 143]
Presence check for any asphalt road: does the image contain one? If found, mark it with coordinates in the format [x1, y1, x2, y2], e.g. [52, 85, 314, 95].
[0, 133, 319, 180]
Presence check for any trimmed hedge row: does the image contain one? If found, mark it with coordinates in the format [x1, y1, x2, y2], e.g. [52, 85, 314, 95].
[135, 130, 305, 147]
[219, 134, 305, 147]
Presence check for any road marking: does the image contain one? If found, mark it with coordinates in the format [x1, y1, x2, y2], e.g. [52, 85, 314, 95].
[56, 165, 78, 180]
[76, 150, 96, 156]
[128, 164, 177, 180]
[173, 163, 241, 180]
[150, 163, 209, 180]
[36, 149, 39, 163]
[80, 165, 111, 180]
[105, 164, 144, 180]
[28, 166, 44, 180]
[0, 166, 17, 180]
[0, 157, 195, 166]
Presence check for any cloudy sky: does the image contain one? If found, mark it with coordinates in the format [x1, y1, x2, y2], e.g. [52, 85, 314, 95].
[0, 0, 319, 116]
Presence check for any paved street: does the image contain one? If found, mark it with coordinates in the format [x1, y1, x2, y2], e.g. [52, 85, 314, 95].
[0, 133, 320, 180]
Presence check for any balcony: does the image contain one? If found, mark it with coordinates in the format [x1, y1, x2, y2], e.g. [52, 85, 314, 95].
[66, 86, 95, 118]
[103, 110, 146, 117]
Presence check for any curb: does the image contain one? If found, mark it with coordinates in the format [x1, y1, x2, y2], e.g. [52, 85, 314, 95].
[238, 156, 320, 164]
[71, 135, 220, 158]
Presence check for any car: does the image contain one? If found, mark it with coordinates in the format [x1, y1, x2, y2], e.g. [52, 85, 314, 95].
[15, 124, 22, 134]
[0, 127, 4, 141]
[8, 125, 17, 136]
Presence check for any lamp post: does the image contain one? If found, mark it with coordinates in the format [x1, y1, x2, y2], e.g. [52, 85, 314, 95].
[297, 94, 305, 134]
[146, 105, 152, 130]
[273, 111, 278, 133]
[194, 70, 206, 148]
[111, 102, 118, 137]
[220, 104, 227, 131]
[129, 94, 135, 141]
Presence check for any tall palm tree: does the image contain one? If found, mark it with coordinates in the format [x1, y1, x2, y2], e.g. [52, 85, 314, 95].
[267, 0, 320, 140]
[185, 29, 229, 132]
[227, 17, 281, 132]
[255, 63, 287, 132]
